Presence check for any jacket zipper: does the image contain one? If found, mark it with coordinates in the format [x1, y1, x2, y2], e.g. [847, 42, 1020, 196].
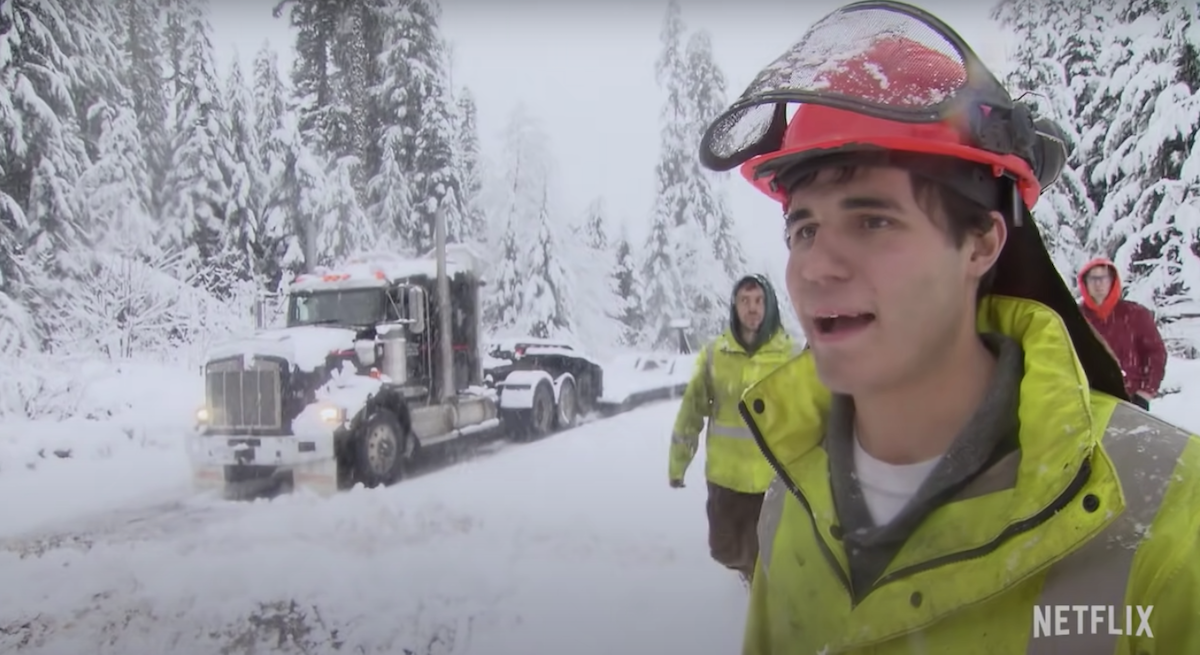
[740, 400, 1094, 607]
[740, 400, 856, 600]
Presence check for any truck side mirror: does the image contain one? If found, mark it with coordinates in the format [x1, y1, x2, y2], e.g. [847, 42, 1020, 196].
[407, 286, 427, 334]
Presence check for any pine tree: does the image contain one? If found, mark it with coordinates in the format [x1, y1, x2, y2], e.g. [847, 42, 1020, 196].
[262, 111, 329, 278]
[374, 0, 461, 253]
[62, 0, 127, 163]
[327, 3, 370, 181]
[993, 0, 1115, 278]
[682, 29, 746, 331]
[641, 0, 692, 347]
[224, 57, 266, 284]
[1085, 2, 1200, 333]
[277, 0, 339, 153]
[319, 156, 373, 262]
[571, 197, 623, 353]
[519, 183, 573, 339]
[484, 104, 553, 334]
[251, 43, 293, 289]
[160, 0, 236, 295]
[611, 227, 644, 347]
[0, 0, 92, 343]
[162, 0, 192, 125]
[76, 101, 157, 259]
[119, 0, 171, 218]
[455, 89, 487, 245]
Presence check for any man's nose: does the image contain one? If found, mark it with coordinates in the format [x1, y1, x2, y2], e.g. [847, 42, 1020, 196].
[793, 231, 853, 283]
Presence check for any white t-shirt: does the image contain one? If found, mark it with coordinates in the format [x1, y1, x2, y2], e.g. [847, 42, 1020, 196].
[853, 436, 943, 526]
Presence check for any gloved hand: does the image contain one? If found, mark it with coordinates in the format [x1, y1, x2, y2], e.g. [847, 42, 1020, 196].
[669, 478, 685, 489]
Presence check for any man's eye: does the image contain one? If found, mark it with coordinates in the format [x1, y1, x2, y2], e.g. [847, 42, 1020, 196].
[863, 215, 893, 229]
[788, 223, 817, 241]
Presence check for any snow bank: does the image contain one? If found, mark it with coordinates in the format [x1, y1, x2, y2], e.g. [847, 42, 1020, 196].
[0, 359, 201, 538]
[1149, 356, 1200, 433]
[600, 352, 695, 403]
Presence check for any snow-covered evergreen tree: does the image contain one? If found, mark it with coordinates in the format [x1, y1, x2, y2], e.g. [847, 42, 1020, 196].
[223, 57, 266, 284]
[277, 0, 338, 152]
[682, 29, 747, 332]
[519, 184, 574, 339]
[120, 0, 172, 218]
[76, 102, 157, 259]
[327, 3, 370, 177]
[262, 111, 329, 278]
[455, 89, 487, 245]
[1085, 3, 1200, 340]
[372, 0, 461, 253]
[642, 0, 741, 344]
[484, 104, 554, 335]
[993, 0, 1115, 278]
[319, 156, 374, 262]
[570, 197, 623, 353]
[0, 0, 92, 343]
[62, 1, 127, 163]
[641, 0, 692, 347]
[251, 43, 293, 289]
[611, 226, 645, 347]
[160, 0, 236, 296]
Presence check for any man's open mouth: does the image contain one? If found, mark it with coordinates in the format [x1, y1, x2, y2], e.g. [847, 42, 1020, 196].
[814, 313, 876, 335]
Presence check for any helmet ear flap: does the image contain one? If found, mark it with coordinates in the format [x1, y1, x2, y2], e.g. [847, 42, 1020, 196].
[1031, 117, 1068, 190]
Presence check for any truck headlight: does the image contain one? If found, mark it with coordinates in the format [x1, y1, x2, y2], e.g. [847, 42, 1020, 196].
[317, 405, 344, 425]
[195, 406, 210, 424]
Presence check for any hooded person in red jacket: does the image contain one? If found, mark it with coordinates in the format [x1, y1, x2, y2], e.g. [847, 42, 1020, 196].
[1077, 258, 1167, 410]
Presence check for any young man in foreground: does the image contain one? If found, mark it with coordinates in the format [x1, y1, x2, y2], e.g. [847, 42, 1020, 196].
[1078, 257, 1167, 411]
[696, 1, 1200, 652]
[669, 275, 796, 585]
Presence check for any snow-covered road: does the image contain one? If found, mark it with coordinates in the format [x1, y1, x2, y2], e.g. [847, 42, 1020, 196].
[0, 401, 749, 655]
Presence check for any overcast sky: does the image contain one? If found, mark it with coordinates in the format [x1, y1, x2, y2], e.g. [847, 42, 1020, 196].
[208, 0, 1014, 280]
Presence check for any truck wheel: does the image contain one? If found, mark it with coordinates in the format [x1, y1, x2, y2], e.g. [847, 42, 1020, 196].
[355, 410, 409, 488]
[576, 372, 596, 417]
[530, 381, 556, 437]
[505, 381, 556, 442]
[556, 378, 578, 430]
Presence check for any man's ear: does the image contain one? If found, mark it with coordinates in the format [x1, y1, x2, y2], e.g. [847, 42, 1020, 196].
[968, 210, 1007, 278]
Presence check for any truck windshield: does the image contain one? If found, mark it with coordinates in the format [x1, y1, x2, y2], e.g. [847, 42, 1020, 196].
[287, 288, 386, 327]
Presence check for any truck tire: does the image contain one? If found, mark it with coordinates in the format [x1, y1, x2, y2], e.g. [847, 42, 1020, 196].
[354, 409, 409, 488]
[576, 371, 596, 417]
[504, 380, 556, 442]
[556, 377, 578, 430]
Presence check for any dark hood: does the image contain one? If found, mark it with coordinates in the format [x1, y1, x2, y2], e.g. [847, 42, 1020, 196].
[730, 274, 782, 354]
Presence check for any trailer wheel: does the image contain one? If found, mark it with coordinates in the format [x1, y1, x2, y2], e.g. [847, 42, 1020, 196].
[529, 381, 556, 437]
[355, 409, 409, 487]
[557, 377, 578, 430]
[576, 371, 596, 417]
[505, 381, 556, 442]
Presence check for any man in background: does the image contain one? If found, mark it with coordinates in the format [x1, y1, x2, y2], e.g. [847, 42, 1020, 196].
[1078, 258, 1167, 410]
[668, 275, 796, 585]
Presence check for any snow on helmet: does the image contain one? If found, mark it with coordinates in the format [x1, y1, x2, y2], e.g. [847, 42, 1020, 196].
[698, 0, 1067, 217]
[697, 0, 1128, 401]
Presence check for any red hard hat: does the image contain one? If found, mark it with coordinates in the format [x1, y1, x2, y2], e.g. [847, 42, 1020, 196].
[740, 36, 1042, 209]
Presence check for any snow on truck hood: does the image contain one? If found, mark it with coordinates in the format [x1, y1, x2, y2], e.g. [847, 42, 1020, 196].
[204, 325, 359, 372]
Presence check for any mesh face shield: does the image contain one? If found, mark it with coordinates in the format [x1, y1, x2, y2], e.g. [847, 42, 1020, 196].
[698, 0, 1065, 208]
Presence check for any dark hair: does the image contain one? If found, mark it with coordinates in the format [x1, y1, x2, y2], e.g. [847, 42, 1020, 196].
[735, 277, 763, 294]
[780, 154, 1000, 302]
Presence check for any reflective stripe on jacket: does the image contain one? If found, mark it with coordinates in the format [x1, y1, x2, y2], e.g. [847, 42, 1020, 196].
[739, 295, 1200, 654]
[670, 329, 798, 493]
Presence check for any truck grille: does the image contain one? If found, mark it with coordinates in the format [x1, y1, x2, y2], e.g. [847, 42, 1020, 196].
[205, 357, 283, 430]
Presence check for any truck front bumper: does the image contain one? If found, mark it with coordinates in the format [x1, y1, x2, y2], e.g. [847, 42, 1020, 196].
[185, 429, 345, 497]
